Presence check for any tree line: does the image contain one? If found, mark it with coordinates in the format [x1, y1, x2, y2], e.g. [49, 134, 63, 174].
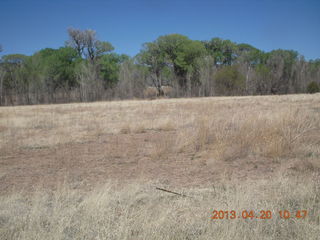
[0, 28, 319, 105]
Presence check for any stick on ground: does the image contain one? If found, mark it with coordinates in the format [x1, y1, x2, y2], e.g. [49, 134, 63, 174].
[156, 187, 189, 197]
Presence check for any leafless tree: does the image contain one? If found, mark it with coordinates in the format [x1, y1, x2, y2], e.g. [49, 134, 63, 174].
[76, 61, 103, 102]
[0, 67, 5, 105]
[66, 28, 86, 57]
[116, 60, 146, 99]
[67, 28, 114, 62]
[197, 56, 216, 96]
[0, 45, 3, 104]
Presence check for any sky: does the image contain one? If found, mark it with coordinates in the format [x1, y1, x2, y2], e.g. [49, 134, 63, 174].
[0, 0, 319, 60]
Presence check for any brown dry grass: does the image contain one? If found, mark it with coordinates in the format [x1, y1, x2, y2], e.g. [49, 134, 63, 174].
[0, 176, 319, 239]
[0, 94, 320, 239]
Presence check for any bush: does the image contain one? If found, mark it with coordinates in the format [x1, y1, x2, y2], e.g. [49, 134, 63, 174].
[307, 81, 320, 94]
[215, 66, 245, 95]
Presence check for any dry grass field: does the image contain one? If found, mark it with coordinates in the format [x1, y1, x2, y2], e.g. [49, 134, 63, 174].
[0, 94, 320, 239]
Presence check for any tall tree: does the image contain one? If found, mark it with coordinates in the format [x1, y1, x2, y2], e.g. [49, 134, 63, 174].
[33, 47, 79, 91]
[138, 42, 167, 95]
[0, 46, 5, 105]
[266, 49, 298, 93]
[1, 54, 30, 104]
[236, 43, 268, 94]
[66, 27, 114, 62]
[141, 34, 206, 93]
[203, 38, 238, 66]
[66, 28, 85, 57]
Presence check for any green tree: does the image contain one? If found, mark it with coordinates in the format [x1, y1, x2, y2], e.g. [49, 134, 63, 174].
[203, 38, 238, 66]
[33, 47, 80, 91]
[266, 49, 299, 93]
[138, 41, 167, 95]
[148, 34, 206, 91]
[236, 43, 268, 66]
[1, 54, 29, 90]
[98, 53, 129, 88]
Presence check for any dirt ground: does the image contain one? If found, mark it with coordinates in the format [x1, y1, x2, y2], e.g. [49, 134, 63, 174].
[1, 94, 319, 194]
[1, 131, 283, 193]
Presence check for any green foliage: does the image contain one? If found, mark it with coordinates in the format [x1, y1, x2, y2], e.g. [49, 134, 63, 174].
[33, 47, 80, 89]
[2, 29, 320, 104]
[2, 54, 28, 64]
[237, 44, 268, 66]
[140, 34, 206, 89]
[237, 43, 256, 52]
[99, 53, 129, 88]
[267, 49, 298, 77]
[215, 66, 245, 95]
[264, 49, 299, 93]
[95, 41, 114, 57]
[256, 64, 271, 77]
[269, 49, 298, 62]
[307, 81, 320, 94]
[1, 54, 29, 90]
[139, 42, 167, 80]
[203, 38, 237, 66]
[308, 59, 320, 77]
[157, 34, 206, 75]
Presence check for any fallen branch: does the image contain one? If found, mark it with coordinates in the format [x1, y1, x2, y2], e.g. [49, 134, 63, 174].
[156, 187, 189, 198]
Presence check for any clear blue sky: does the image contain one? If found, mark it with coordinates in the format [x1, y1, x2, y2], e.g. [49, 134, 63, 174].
[1, 0, 319, 60]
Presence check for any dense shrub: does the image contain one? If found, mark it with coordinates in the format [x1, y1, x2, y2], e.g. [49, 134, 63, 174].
[307, 81, 320, 93]
[215, 66, 245, 95]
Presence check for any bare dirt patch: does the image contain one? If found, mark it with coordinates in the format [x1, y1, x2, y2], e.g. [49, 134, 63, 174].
[0, 130, 276, 194]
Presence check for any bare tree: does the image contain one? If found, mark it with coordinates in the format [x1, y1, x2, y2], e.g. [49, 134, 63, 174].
[0, 44, 2, 104]
[66, 28, 86, 57]
[116, 60, 146, 99]
[0, 67, 5, 105]
[67, 28, 114, 62]
[198, 56, 216, 96]
[76, 61, 103, 102]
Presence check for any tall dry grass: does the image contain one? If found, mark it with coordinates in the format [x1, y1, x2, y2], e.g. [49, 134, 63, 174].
[176, 105, 319, 164]
[0, 176, 319, 240]
[0, 94, 320, 239]
[1, 94, 319, 157]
